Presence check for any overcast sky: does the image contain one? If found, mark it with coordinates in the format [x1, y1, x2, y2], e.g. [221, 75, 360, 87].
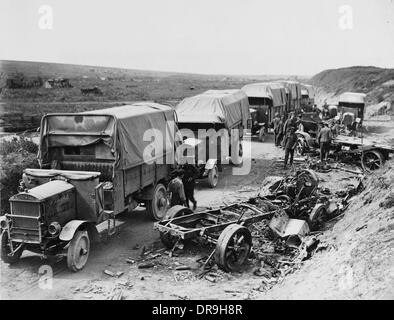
[1, 0, 393, 75]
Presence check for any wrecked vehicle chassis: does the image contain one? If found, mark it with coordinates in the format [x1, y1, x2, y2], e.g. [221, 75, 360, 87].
[154, 203, 280, 272]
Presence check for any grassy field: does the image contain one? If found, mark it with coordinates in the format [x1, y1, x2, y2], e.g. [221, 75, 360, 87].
[0, 60, 302, 115]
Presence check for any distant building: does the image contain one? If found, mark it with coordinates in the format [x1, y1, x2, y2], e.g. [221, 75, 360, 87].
[43, 78, 72, 89]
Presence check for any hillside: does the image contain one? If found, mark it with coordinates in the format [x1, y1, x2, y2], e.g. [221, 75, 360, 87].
[310, 66, 394, 107]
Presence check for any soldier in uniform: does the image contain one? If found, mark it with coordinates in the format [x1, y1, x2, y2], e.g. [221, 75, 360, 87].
[182, 163, 198, 210]
[168, 169, 186, 207]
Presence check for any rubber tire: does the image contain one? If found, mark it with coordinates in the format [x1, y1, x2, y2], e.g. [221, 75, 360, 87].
[207, 165, 219, 188]
[164, 205, 193, 220]
[308, 204, 327, 231]
[215, 224, 252, 272]
[361, 150, 385, 172]
[67, 230, 90, 272]
[295, 137, 306, 156]
[160, 205, 193, 249]
[147, 183, 168, 221]
[1, 231, 24, 264]
[296, 169, 319, 199]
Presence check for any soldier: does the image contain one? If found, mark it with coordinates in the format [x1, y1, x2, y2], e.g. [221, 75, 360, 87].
[271, 113, 281, 147]
[168, 169, 186, 207]
[283, 127, 297, 169]
[317, 122, 333, 162]
[283, 112, 297, 136]
[182, 163, 198, 210]
[277, 115, 285, 148]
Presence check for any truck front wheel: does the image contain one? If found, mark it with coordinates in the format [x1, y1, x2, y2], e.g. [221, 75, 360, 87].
[147, 183, 168, 221]
[1, 231, 24, 264]
[67, 230, 90, 272]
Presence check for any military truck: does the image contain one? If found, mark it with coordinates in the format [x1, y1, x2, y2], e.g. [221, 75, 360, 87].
[175, 89, 251, 187]
[241, 82, 287, 141]
[0, 103, 178, 271]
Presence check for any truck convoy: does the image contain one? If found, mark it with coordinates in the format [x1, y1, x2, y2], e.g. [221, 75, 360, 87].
[175, 89, 251, 187]
[0, 103, 179, 271]
[8, 83, 380, 273]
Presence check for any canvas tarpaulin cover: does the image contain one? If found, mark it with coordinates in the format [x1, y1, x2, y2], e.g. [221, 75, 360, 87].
[39, 103, 178, 169]
[175, 89, 251, 129]
[277, 81, 302, 101]
[339, 92, 366, 104]
[301, 84, 316, 98]
[241, 82, 286, 107]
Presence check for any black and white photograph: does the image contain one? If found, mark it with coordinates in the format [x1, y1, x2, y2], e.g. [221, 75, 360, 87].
[0, 0, 393, 303]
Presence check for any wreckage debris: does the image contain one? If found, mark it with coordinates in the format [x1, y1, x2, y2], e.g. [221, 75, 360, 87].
[151, 168, 364, 293]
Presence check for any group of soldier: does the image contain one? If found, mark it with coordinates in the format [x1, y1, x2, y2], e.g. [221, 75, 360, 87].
[272, 112, 301, 169]
[272, 110, 335, 169]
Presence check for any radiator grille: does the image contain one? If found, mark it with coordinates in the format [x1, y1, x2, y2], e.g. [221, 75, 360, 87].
[9, 202, 41, 243]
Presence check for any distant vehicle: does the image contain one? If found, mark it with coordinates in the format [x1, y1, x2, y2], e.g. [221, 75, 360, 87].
[338, 92, 366, 122]
[294, 112, 322, 155]
[300, 84, 315, 112]
[175, 89, 251, 187]
[275, 80, 302, 114]
[0, 103, 178, 271]
[241, 82, 287, 141]
[294, 110, 394, 171]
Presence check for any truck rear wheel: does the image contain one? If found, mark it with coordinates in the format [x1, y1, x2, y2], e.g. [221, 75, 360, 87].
[361, 150, 384, 171]
[67, 230, 90, 272]
[147, 183, 168, 221]
[207, 165, 219, 188]
[1, 231, 24, 264]
[160, 205, 193, 249]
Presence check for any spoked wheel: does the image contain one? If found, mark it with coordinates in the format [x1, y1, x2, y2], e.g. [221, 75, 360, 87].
[361, 150, 384, 172]
[67, 230, 90, 272]
[215, 224, 252, 272]
[308, 204, 327, 231]
[147, 183, 168, 221]
[207, 165, 219, 188]
[1, 231, 24, 264]
[295, 137, 306, 156]
[295, 169, 319, 199]
[160, 205, 193, 249]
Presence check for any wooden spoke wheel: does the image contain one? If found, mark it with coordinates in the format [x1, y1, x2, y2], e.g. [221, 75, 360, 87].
[215, 224, 252, 272]
[308, 204, 327, 231]
[361, 150, 384, 172]
[159, 205, 193, 249]
[1, 231, 24, 264]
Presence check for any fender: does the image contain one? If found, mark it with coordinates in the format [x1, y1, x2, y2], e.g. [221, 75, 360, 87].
[296, 131, 313, 148]
[59, 220, 89, 241]
[204, 159, 217, 170]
